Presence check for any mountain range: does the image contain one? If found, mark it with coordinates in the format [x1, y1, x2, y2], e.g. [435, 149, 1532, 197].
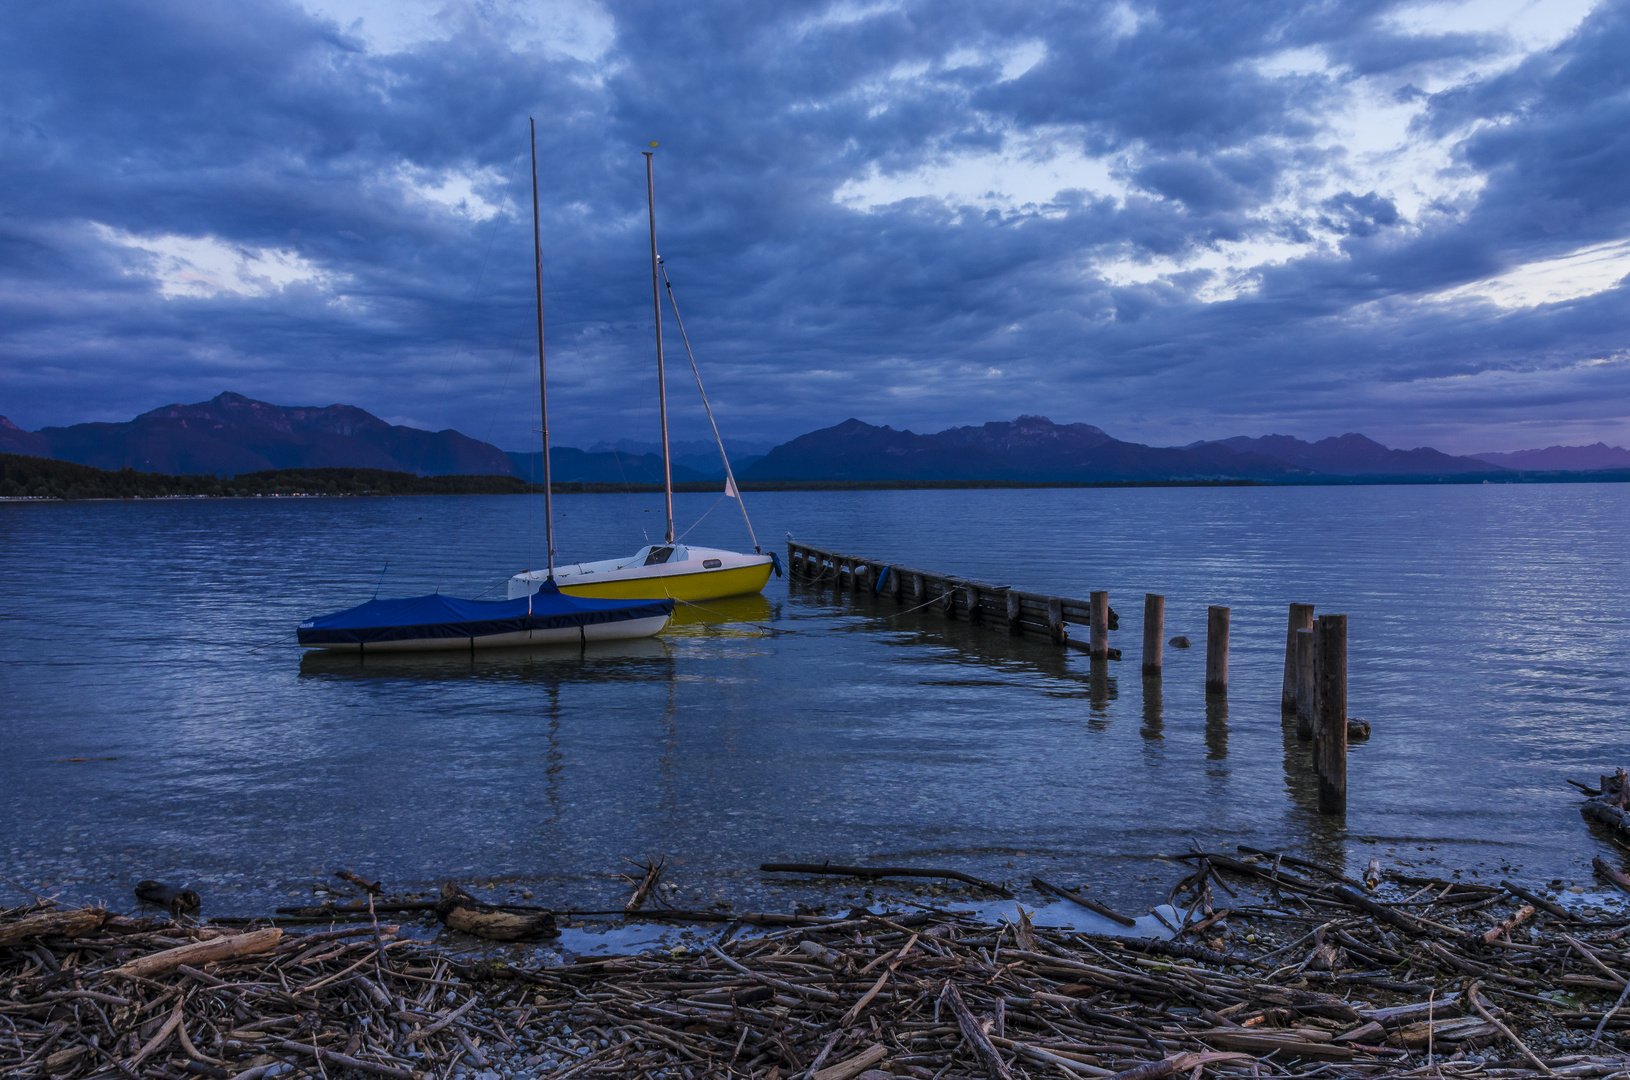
[3, 393, 1627, 484]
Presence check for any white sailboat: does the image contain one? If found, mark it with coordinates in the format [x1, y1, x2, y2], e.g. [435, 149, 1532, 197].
[508, 147, 776, 604]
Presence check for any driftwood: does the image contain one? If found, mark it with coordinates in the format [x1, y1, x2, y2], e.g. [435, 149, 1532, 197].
[761, 861, 1011, 896]
[134, 879, 201, 915]
[111, 925, 282, 977]
[0, 905, 106, 947]
[434, 881, 558, 940]
[8, 846, 1630, 1080]
[1031, 875, 1138, 926]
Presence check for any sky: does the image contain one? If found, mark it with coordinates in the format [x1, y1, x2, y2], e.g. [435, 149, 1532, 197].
[2, 0, 1628, 454]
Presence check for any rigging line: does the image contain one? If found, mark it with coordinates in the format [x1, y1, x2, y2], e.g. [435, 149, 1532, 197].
[659, 260, 760, 552]
[677, 493, 729, 540]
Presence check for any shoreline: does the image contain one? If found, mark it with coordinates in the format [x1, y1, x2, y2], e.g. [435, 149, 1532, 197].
[8, 852, 1630, 1079]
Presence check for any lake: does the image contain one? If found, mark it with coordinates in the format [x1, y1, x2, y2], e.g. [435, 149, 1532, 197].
[3, 482, 1629, 916]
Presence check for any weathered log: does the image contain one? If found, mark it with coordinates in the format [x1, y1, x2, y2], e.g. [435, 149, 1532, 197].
[761, 862, 1010, 896]
[135, 879, 201, 916]
[1592, 856, 1630, 897]
[435, 881, 558, 940]
[0, 906, 107, 948]
[1030, 876, 1136, 926]
[111, 926, 282, 978]
[1582, 799, 1630, 837]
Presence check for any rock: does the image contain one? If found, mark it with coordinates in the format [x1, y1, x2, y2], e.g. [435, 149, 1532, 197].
[1169, 636, 1191, 648]
[1348, 717, 1371, 740]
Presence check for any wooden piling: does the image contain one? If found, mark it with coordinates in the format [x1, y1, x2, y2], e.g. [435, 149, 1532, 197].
[1294, 627, 1316, 740]
[889, 565, 902, 602]
[1047, 597, 1065, 644]
[964, 585, 981, 623]
[1205, 606, 1229, 693]
[1141, 594, 1164, 675]
[1089, 591, 1109, 658]
[1282, 603, 1315, 711]
[1006, 590, 1022, 635]
[1314, 614, 1348, 815]
[911, 572, 924, 603]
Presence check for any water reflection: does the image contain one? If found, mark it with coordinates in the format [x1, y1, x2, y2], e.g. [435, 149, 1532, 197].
[1140, 675, 1164, 767]
[1204, 693, 1229, 762]
[297, 638, 674, 682]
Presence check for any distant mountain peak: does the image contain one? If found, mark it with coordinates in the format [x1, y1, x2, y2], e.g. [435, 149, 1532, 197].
[1471, 443, 1630, 471]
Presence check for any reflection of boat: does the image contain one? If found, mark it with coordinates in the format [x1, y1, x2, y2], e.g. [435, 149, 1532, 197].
[666, 591, 774, 629]
[294, 123, 674, 653]
[298, 633, 673, 679]
[295, 584, 672, 653]
[508, 148, 775, 604]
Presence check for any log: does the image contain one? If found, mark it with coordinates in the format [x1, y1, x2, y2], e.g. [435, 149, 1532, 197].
[1205, 606, 1229, 693]
[812, 1044, 887, 1080]
[1090, 591, 1109, 658]
[1592, 856, 1630, 897]
[435, 882, 558, 940]
[111, 927, 282, 979]
[135, 879, 201, 916]
[1142, 594, 1164, 675]
[1294, 627, 1316, 740]
[1031, 876, 1137, 927]
[940, 981, 1013, 1080]
[760, 862, 1010, 895]
[1583, 799, 1630, 837]
[0, 906, 107, 948]
[1314, 614, 1347, 815]
[1282, 603, 1315, 710]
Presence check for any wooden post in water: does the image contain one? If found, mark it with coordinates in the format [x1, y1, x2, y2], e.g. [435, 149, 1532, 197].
[1205, 606, 1230, 693]
[1282, 603, 1315, 711]
[1047, 597, 1065, 645]
[853, 562, 868, 593]
[1314, 614, 1348, 815]
[911, 573, 924, 603]
[964, 585, 981, 623]
[888, 566, 902, 602]
[1006, 591, 1022, 635]
[1294, 627, 1316, 740]
[1089, 591, 1109, 658]
[1142, 594, 1164, 675]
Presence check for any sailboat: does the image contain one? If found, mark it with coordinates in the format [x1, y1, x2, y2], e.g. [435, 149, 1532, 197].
[293, 122, 676, 652]
[507, 147, 777, 605]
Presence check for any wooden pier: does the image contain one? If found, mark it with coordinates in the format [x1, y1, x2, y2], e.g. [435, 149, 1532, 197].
[789, 538, 1358, 818]
[785, 539, 1119, 656]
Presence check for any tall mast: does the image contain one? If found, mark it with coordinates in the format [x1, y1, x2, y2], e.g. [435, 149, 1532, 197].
[530, 118, 555, 581]
[644, 148, 675, 545]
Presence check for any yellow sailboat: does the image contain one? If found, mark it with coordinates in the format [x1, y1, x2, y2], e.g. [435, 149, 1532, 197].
[508, 147, 776, 605]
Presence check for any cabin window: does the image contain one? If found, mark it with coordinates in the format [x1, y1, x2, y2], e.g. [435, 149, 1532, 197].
[644, 546, 674, 566]
[703, 558, 722, 568]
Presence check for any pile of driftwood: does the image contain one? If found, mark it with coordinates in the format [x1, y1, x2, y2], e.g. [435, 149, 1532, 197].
[7, 847, 1630, 1079]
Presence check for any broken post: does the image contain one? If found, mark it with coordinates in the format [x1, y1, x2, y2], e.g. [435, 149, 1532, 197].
[1090, 591, 1109, 658]
[1205, 606, 1230, 693]
[1047, 597, 1065, 645]
[1006, 590, 1022, 635]
[1282, 603, 1315, 711]
[1314, 614, 1348, 815]
[1295, 626, 1316, 740]
[1142, 593, 1164, 676]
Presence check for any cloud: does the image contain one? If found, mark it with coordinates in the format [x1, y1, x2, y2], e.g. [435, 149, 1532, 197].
[1, 0, 1628, 454]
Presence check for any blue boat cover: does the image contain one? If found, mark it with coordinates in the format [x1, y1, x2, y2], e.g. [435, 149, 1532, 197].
[296, 583, 673, 646]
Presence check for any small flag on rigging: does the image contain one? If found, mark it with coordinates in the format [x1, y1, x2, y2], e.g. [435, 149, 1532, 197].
[724, 476, 739, 499]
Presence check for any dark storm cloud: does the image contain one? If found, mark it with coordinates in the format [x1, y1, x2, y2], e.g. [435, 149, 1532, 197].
[1, 0, 1627, 453]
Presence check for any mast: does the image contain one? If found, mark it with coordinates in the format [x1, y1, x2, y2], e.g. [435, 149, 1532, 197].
[530, 118, 555, 582]
[644, 148, 675, 545]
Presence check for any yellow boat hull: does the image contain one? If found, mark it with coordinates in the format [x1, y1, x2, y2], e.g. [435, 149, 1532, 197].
[556, 560, 773, 602]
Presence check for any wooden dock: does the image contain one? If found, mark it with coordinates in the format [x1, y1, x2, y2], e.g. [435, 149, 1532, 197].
[785, 539, 1118, 656]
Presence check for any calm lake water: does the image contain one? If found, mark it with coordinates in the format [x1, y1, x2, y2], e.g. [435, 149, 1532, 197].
[4, 483, 1630, 916]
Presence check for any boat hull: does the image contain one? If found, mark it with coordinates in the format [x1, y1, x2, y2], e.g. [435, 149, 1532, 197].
[558, 560, 773, 602]
[304, 614, 671, 653]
